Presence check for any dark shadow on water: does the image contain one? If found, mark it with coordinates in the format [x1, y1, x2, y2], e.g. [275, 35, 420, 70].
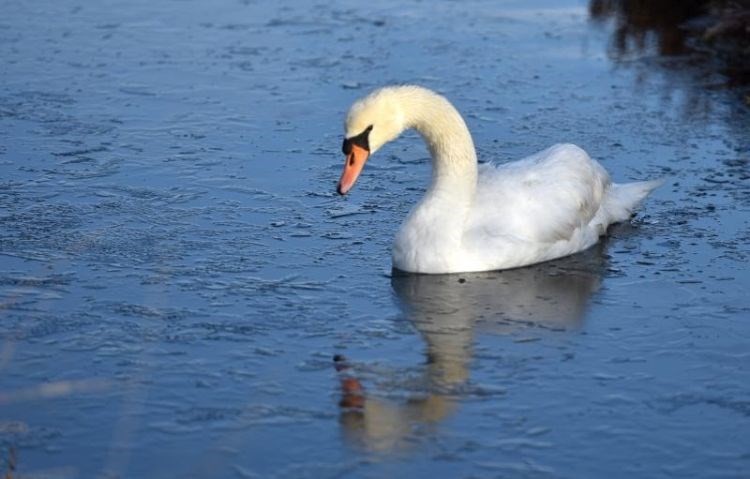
[590, 0, 750, 87]
[590, 0, 707, 57]
[335, 244, 608, 453]
[589, 0, 750, 153]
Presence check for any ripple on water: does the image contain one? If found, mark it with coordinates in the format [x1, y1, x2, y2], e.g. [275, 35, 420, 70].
[0, 0, 748, 477]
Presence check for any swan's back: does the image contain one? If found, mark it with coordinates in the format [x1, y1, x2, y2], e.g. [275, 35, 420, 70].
[460, 143, 659, 271]
[467, 144, 609, 243]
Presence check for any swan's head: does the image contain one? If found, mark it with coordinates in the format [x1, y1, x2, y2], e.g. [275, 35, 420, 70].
[338, 87, 407, 195]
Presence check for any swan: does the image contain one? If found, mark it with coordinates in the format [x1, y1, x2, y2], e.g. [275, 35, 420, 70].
[337, 85, 660, 274]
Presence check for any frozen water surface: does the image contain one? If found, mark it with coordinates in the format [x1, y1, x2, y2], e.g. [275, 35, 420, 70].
[1, 0, 749, 477]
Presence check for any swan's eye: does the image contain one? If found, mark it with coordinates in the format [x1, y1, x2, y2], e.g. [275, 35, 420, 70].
[342, 125, 374, 155]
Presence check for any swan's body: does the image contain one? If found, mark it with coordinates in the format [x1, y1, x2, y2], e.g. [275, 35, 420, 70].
[338, 85, 660, 274]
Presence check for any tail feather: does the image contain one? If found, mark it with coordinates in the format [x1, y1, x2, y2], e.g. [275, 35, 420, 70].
[605, 179, 663, 223]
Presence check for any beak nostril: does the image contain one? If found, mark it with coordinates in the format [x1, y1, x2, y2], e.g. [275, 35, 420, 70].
[348, 155, 355, 167]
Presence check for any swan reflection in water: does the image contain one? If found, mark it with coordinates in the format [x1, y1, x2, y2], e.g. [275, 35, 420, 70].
[336, 244, 607, 452]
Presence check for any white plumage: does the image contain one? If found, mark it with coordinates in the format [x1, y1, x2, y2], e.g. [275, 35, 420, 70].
[339, 85, 660, 274]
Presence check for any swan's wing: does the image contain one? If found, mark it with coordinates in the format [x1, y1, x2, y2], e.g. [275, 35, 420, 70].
[466, 144, 610, 244]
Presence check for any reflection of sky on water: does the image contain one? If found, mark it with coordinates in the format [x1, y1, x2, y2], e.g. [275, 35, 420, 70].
[0, 0, 748, 477]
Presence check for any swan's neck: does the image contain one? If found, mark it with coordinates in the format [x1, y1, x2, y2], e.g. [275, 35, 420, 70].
[403, 89, 478, 207]
[389, 88, 479, 272]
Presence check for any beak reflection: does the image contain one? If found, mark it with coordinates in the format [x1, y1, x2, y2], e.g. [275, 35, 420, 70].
[335, 245, 607, 452]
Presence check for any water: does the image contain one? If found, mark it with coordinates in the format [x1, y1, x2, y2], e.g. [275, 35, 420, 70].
[1, 0, 749, 477]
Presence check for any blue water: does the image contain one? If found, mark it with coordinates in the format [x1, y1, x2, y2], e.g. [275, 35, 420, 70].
[1, 0, 749, 477]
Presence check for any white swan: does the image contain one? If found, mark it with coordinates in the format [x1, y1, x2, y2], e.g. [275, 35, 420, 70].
[337, 85, 660, 274]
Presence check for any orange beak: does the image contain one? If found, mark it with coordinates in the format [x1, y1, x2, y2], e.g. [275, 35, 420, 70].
[337, 144, 370, 195]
